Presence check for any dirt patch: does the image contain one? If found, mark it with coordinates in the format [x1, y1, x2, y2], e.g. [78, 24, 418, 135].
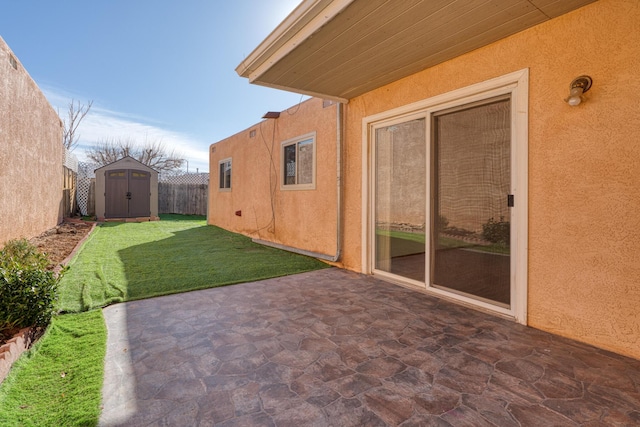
[29, 220, 95, 269]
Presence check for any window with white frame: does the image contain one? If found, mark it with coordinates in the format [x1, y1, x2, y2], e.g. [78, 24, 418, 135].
[281, 132, 316, 190]
[218, 158, 231, 190]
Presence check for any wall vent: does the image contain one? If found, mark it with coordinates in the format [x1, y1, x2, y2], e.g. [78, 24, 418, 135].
[9, 54, 17, 70]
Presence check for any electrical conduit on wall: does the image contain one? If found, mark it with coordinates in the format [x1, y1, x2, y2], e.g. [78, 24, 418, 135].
[253, 102, 343, 262]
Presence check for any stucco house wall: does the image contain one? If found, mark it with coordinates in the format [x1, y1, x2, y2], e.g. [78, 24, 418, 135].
[209, 98, 338, 257]
[337, 0, 640, 358]
[0, 37, 63, 245]
[215, 0, 639, 359]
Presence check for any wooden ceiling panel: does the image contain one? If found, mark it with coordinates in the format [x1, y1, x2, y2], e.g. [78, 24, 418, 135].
[338, 9, 550, 99]
[269, 0, 544, 93]
[239, 0, 598, 101]
[261, 0, 431, 84]
[263, 0, 506, 88]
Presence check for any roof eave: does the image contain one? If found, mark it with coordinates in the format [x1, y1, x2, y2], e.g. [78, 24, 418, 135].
[249, 79, 349, 104]
[235, 0, 355, 81]
[237, 0, 597, 101]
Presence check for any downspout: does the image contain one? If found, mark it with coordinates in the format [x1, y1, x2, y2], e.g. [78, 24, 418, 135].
[252, 101, 343, 263]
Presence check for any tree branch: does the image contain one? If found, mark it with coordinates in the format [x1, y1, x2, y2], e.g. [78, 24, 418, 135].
[62, 99, 93, 151]
[86, 137, 185, 172]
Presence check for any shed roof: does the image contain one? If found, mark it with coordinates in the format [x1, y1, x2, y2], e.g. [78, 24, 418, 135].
[236, 0, 597, 102]
[94, 156, 158, 174]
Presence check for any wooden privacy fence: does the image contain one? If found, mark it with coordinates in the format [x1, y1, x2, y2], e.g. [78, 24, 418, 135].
[77, 164, 208, 217]
[158, 172, 209, 216]
[158, 181, 208, 215]
[85, 181, 208, 216]
[62, 149, 78, 218]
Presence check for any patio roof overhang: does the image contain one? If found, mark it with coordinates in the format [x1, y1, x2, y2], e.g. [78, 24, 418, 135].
[236, 0, 597, 103]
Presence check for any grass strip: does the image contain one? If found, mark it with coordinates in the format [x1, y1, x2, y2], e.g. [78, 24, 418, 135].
[377, 228, 509, 255]
[1, 215, 329, 426]
[58, 214, 329, 313]
[0, 310, 106, 426]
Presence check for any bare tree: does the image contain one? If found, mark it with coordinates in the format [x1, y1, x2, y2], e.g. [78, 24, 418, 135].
[136, 139, 185, 172]
[86, 137, 185, 173]
[62, 99, 93, 151]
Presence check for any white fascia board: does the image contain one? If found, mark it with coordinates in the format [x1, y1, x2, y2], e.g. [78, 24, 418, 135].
[249, 79, 349, 104]
[235, 0, 355, 80]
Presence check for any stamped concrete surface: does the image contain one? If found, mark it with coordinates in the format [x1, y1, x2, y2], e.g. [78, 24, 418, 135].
[100, 268, 640, 426]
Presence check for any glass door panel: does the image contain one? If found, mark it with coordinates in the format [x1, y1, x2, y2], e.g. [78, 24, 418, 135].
[375, 118, 426, 282]
[432, 98, 511, 306]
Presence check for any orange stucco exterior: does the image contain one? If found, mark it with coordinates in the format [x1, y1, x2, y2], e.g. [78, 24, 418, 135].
[340, 0, 639, 358]
[209, 98, 339, 258]
[0, 37, 64, 245]
[212, 0, 639, 359]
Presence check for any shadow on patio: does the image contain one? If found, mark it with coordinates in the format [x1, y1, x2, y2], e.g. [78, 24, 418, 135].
[100, 268, 640, 426]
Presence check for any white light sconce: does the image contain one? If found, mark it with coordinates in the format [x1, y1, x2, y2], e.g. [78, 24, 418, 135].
[565, 75, 592, 106]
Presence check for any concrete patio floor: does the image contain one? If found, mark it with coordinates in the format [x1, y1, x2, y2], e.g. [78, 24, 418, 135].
[100, 268, 640, 426]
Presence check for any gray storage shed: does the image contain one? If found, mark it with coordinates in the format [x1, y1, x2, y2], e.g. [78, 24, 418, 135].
[95, 157, 159, 221]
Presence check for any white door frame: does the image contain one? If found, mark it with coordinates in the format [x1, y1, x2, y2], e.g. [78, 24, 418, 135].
[361, 69, 528, 324]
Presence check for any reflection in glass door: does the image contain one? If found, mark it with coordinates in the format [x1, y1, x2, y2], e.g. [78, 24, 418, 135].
[374, 118, 426, 282]
[432, 97, 511, 307]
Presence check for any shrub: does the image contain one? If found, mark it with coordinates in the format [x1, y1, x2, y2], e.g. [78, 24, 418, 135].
[437, 215, 449, 232]
[0, 239, 62, 337]
[482, 216, 510, 245]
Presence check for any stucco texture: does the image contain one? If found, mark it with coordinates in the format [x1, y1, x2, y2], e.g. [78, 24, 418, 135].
[340, 0, 640, 358]
[209, 98, 338, 258]
[0, 37, 63, 245]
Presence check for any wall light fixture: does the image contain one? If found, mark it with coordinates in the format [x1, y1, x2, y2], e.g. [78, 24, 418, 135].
[565, 75, 592, 106]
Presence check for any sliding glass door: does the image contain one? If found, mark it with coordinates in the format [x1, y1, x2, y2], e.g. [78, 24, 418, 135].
[371, 91, 518, 313]
[368, 71, 528, 319]
[374, 118, 426, 283]
[432, 97, 511, 307]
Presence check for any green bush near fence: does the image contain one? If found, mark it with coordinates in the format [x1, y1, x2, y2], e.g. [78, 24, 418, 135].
[0, 239, 63, 340]
[482, 216, 510, 245]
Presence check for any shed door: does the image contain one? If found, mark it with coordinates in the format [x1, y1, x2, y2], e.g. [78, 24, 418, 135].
[128, 170, 151, 217]
[105, 169, 151, 218]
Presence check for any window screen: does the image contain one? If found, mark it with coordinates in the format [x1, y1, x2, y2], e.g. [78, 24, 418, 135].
[219, 159, 231, 189]
[281, 134, 315, 189]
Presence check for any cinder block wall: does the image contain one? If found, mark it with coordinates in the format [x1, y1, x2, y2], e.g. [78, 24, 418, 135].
[0, 37, 63, 245]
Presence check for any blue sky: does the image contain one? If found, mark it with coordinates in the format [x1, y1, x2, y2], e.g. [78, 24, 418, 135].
[0, 1, 306, 172]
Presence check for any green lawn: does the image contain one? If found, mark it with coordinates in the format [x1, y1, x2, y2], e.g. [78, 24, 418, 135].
[0, 311, 106, 426]
[59, 214, 329, 313]
[376, 228, 510, 256]
[0, 215, 329, 426]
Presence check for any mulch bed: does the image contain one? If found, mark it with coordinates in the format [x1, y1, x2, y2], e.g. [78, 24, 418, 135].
[29, 220, 95, 268]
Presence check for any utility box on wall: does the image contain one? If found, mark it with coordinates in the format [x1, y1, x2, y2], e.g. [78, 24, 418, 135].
[95, 156, 159, 221]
